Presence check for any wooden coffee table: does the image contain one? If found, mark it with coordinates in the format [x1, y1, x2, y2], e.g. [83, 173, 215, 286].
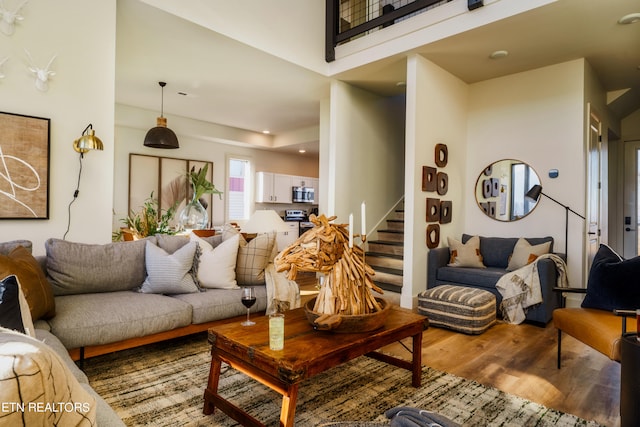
[202, 305, 428, 427]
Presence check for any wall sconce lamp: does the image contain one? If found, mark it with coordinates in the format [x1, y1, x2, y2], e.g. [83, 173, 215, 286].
[525, 184, 585, 262]
[144, 81, 179, 149]
[73, 123, 104, 156]
[64, 124, 104, 240]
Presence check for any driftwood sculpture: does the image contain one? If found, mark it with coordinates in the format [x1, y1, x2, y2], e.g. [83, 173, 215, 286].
[275, 213, 383, 316]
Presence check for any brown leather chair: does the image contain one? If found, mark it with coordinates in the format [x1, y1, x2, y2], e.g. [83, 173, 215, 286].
[553, 287, 637, 368]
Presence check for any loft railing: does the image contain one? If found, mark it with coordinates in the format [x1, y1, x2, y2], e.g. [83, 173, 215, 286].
[325, 0, 453, 62]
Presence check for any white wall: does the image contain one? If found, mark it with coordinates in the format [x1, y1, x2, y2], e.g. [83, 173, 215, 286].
[142, 0, 327, 75]
[323, 80, 405, 231]
[0, 0, 116, 255]
[465, 59, 587, 285]
[114, 104, 318, 230]
[404, 55, 469, 307]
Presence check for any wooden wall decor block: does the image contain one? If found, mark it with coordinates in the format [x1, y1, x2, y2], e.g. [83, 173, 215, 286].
[436, 172, 448, 195]
[491, 178, 500, 197]
[422, 166, 437, 192]
[426, 224, 440, 249]
[435, 143, 448, 167]
[488, 201, 496, 217]
[440, 200, 452, 224]
[482, 179, 492, 199]
[426, 198, 440, 222]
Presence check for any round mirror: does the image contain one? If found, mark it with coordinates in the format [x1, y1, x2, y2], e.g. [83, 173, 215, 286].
[475, 159, 541, 221]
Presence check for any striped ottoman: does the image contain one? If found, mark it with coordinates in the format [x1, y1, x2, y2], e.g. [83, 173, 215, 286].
[418, 285, 496, 334]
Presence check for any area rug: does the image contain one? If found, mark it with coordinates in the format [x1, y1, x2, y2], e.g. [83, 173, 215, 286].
[83, 333, 603, 427]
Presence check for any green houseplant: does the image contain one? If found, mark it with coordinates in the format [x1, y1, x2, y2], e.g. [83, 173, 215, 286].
[116, 192, 177, 240]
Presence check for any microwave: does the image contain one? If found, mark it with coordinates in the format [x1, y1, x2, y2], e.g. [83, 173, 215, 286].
[292, 186, 314, 203]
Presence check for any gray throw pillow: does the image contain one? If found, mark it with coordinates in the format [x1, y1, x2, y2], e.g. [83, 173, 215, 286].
[0, 240, 32, 255]
[154, 234, 190, 254]
[45, 238, 149, 295]
[138, 240, 199, 294]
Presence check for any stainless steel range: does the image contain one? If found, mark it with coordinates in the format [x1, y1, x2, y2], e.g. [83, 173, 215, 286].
[284, 209, 314, 236]
[284, 209, 306, 221]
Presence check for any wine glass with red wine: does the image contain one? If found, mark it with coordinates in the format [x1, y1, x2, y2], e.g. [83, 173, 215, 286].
[241, 287, 256, 326]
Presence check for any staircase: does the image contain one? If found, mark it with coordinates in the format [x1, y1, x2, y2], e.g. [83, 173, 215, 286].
[366, 202, 404, 294]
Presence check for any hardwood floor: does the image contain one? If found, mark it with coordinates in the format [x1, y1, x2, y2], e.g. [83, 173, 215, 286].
[296, 273, 621, 427]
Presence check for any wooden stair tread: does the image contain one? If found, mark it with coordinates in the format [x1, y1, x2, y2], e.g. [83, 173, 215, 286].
[371, 266, 403, 275]
[366, 252, 403, 260]
[374, 281, 403, 292]
[368, 240, 403, 246]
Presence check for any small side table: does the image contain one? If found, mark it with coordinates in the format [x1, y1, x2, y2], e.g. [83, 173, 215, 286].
[621, 333, 640, 427]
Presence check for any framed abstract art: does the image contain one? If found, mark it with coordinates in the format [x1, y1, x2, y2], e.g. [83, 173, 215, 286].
[0, 112, 50, 219]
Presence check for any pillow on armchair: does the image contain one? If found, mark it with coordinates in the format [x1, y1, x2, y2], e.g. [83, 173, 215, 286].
[581, 244, 640, 311]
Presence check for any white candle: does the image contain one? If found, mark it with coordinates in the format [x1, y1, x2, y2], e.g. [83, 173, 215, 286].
[348, 213, 353, 248]
[361, 201, 366, 236]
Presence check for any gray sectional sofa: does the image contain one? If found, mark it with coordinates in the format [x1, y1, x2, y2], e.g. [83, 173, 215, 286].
[40, 233, 272, 360]
[427, 234, 563, 325]
[0, 230, 282, 426]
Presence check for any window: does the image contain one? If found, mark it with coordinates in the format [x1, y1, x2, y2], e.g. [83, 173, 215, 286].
[227, 157, 251, 221]
[510, 163, 539, 220]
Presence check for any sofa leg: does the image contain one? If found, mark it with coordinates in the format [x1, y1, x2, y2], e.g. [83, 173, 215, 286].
[557, 329, 562, 369]
[79, 347, 85, 369]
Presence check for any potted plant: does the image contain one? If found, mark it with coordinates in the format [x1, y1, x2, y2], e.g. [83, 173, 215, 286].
[115, 192, 177, 241]
[178, 164, 223, 231]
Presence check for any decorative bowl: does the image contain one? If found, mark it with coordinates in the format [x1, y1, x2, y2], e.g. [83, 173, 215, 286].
[304, 297, 391, 333]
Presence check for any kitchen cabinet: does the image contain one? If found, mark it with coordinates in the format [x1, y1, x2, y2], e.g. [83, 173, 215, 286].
[256, 172, 292, 203]
[276, 221, 299, 251]
[291, 176, 311, 187]
[256, 172, 319, 204]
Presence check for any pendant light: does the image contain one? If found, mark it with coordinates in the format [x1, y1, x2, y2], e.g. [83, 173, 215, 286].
[144, 81, 179, 149]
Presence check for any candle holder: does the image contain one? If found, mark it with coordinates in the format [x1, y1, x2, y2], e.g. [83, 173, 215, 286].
[359, 233, 367, 310]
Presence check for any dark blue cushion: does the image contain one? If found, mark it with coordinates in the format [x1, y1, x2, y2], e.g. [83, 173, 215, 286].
[0, 275, 27, 333]
[581, 244, 640, 311]
[437, 266, 504, 289]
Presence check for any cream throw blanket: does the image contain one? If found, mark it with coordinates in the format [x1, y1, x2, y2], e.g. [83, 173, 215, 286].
[264, 263, 301, 315]
[496, 253, 568, 324]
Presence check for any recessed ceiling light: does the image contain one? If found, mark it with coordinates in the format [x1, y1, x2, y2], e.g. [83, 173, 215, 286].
[262, 130, 270, 134]
[396, 81, 406, 87]
[489, 50, 509, 59]
[618, 13, 640, 24]
[298, 149, 306, 154]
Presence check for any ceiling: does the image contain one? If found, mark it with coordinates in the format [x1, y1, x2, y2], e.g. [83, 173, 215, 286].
[115, 0, 640, 155]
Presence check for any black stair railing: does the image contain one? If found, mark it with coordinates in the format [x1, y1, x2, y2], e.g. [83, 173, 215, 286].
[325, 0, 453, 62]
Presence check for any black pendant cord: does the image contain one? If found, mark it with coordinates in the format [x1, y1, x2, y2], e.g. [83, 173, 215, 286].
[63, 153, 84, 240]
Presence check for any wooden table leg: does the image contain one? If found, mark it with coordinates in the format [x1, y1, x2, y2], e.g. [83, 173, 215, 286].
[203, 355, 222, 415]
[280, 383, 299, 427]
[411, 331, 423, 387]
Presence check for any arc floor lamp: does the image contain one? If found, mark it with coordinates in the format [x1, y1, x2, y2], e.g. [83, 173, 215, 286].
[525, 184, 586, 263]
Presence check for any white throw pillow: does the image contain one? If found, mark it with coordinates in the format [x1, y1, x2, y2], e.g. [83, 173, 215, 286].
[506, 238, 551, 271]
[447, 236, 485, 268]
[190, 233, 240, 289]
[139, 241, 199, 294]
[0, 327, 97, 426]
